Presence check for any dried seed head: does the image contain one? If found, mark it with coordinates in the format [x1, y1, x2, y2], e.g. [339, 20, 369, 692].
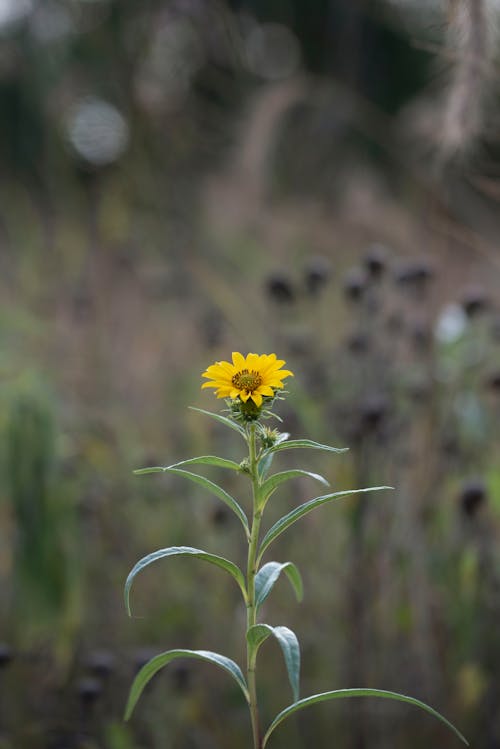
[363, 244, 388, 278]
[394, 259, 434, 288]
[77, 677, 102, 706]
[486, 370, 500, 392]
[360, 395, 388, 431]
[460, 478, 487, 517]
[343, 267, 367, 301]
[265, 274, 295, 303]
[86, 650, 115, 678]
[461, 284, 489, 318]
[304, 255, 332, 295]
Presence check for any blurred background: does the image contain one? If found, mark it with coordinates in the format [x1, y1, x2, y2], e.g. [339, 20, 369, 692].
[0, 0, 499, 747]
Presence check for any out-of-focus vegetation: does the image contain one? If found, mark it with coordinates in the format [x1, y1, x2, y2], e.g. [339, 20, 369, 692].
[0, 1, 499, 748]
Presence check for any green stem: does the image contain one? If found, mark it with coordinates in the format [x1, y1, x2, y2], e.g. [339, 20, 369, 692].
[246, 422, 263, 749]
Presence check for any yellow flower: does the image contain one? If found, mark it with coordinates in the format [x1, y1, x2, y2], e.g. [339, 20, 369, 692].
[201, 352, 294, 407]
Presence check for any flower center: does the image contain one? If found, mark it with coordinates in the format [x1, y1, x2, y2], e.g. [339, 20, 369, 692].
[232, 369, 263, 393]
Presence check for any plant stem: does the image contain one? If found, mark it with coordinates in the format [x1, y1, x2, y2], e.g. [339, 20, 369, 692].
[246, 423, 263, 749]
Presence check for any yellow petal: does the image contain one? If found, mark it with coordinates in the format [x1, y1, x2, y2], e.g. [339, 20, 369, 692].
[215, 360, 235, 376]
[203, 365, 232, 381]
[251, 391, 263, 407]
[267, 379, 284, 389]
[232, 352, 246, 370]
[240, 390, 251, 402]
[259, 385, 275, 396]
[246, 353, 260, 369]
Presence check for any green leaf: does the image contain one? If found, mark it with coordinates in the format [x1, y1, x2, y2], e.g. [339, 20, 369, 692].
[125, 649, 249, 720]
[259, 469, 329, 506]
[258, 487, 392, 562]
[134, 455, 241, 475]
[246, 624, 300, 702]
[188, 407, 246, 437]
[257, 451, 274, 481]
[255, 561, 303, 609]
[162, 468, 249, 537]
[124, 546, 247, 615]
[266, 439, 348, 455]
[262, 688, 469, 747]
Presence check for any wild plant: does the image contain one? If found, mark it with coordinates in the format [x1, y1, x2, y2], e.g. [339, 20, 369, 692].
[124, 352, 467, 749]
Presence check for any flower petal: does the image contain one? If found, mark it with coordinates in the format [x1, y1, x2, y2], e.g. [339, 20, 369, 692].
[259, 385, 275, 397]
[232, 352, 246, 370]
[251, 391, 263, 407]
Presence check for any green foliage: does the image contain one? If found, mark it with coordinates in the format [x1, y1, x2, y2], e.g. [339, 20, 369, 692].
[160, 467, 250, 537]
[255, 561, 303, 609]
[265, 439, 349, 455]
[126, 404, 467, 749]
[124, 545, 247, 616]
[188, 406, 246, 437]
[247, 624, 300, 702]
[258, 486, 392, 562]
[125, 649, 249, 720]
[6, 391, 68, 615]
[134, 455, 242, 473]
[259, 469, 329, 508]
[262, 689, 469, 747]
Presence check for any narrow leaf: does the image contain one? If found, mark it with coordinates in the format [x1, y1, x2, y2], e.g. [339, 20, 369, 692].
[124, 546, 247, 615]
[163, 468, 249, 537]
[262, 688, 469, 747]
[247, 624, 300, 702]
[257, 451, 274, 481]
[260, 470, 329, 506]
[125, 649, 249, 719]
[258, 487, 392, 561]
[188, 406, 246, 437]
[266, 439, 348, 455]
[134, 455, 241, 475]
[255, 561, 303, 609]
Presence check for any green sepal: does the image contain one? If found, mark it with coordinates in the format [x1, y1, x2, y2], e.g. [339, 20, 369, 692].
[255, 561, 303, 609]
[265, 439, 348, 455]
[258, 487, 392, 562]
[161, 467, 249, 538]
[134, 455, 242, 475]
[259, 469, 329, 507]
[262, 688, 469, 747]
[124, 546, 247, 615]
[246, 624, 300, 702]
[188, 406, 246, 437]
[125, 649, 249, 720]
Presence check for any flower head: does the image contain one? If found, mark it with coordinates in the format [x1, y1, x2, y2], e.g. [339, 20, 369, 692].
[201, 352, 293, 408]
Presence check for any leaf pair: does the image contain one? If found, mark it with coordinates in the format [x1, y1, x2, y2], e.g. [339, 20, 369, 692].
[125, 551, 302, 616]
[125, 650, 468, 747]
